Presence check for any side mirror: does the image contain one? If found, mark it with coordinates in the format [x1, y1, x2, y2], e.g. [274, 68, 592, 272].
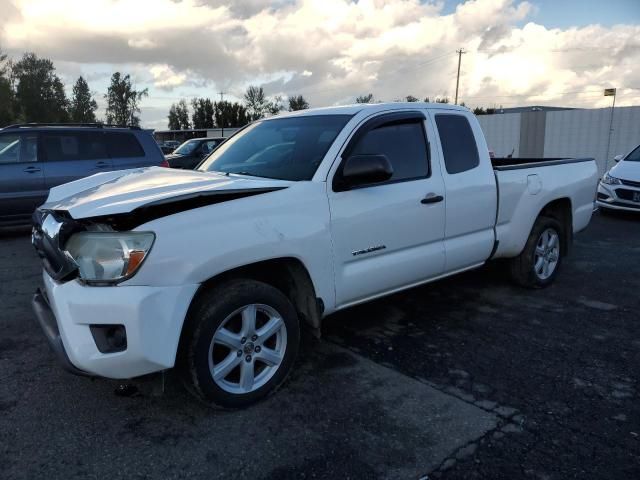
[613, 154, 623, 163]
[340, 154, 393, 189]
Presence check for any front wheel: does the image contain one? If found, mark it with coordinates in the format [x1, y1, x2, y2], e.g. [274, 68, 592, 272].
[509, 215, 563, 288]
[182, 280, 300, 408]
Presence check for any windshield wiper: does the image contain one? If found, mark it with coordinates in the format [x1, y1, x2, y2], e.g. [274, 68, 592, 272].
[234, 171, 260, 177]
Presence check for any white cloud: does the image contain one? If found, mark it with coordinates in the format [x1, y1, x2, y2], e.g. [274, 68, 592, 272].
[1, 0, 639, 127]
[150, 64, 188, 90]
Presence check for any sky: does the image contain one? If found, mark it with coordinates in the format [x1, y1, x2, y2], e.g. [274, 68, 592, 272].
[1, 0, 639, 129]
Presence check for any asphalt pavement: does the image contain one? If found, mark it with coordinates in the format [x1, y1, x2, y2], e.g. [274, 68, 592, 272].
[0, 211, 638, 479]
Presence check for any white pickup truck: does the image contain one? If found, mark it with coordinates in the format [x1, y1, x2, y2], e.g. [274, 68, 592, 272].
[31, 103, 598, 407]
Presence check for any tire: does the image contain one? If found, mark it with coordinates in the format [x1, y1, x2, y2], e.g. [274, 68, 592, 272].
[181, 279, 300, 408]
[509, 215, 564, 289]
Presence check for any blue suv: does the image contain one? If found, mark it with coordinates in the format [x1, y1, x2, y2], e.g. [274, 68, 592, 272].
[0, 123, 167, 225]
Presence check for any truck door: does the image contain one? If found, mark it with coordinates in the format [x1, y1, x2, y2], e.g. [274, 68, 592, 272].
[431, 111, 497, 272]
[328, 111, 446, 307]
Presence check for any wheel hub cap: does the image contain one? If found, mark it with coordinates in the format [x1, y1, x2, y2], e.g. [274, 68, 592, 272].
[208, 303, 287, 395]
[534, 228, 560, 280]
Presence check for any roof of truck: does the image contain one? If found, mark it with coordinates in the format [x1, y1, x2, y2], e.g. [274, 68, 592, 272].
[272, 102, 469, 119]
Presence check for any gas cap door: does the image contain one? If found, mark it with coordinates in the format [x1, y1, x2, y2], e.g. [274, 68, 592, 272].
[527, 174, 542, 195]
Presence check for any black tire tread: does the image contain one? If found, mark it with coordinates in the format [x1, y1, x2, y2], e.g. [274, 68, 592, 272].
[180, 279, 299, 408]
[509, 215, 563, 289]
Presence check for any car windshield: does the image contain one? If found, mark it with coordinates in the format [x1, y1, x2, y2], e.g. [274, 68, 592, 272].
[174, 140, 200, 155]
[625, 145, 640, 162]
[198, 115, 352, 181]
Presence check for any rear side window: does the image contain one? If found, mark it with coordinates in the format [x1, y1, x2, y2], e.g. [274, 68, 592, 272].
[350, 121, 429, 183]
[435, 114, 480, 174]
[0, 133, 38, 164]
[106, 132, 145, 158]
[41, 132, 108, 162]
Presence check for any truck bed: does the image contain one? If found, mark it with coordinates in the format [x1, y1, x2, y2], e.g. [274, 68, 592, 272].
[491, 157, 595, 170]
[491, 157, 598, 259]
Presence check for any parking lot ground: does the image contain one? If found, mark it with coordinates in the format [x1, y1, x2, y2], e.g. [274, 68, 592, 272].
[0, 211, 639, 479]
[325, 210, 640, 478]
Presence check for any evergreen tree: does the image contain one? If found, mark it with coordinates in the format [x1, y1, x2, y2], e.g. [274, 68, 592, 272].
[69, 76, 98, 122]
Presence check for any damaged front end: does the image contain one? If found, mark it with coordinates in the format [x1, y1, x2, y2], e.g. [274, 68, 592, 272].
[32, 186, 288, 283]
[31, 209, 85, 282]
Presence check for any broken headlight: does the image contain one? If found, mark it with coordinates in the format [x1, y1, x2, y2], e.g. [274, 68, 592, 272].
[65, 232, 155, 284]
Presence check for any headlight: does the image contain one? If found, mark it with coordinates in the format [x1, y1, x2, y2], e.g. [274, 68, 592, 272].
[65, 232, 155, 284]
[601, 173, 621, 185]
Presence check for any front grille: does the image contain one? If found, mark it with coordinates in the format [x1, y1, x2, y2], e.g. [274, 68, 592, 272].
[615, 189, 640, 201]
[31, 210, 82, 282]
[621, 178, 640, 188]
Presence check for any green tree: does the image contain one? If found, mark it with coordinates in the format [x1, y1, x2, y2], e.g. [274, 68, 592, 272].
[175, 99, 190, 129]
[288, 94, 309, 111]
[405, 95, 419, 102]
[355, 93, 374, 103]
[13, 52, 68, 123]
[191, 97, 214, 129]
[244, 85, 270, 120]
[268, 94, 284, 115]
[214, 101, 250, 129]
[167, 99, 190, 130]
[0, 49, 14, 126]
[69, 76, 97, 123]
[435, 97, 450, 104]
[104, 72, 148, 126]
[167, 103, 180, 130]
[473, 106, 487, 115]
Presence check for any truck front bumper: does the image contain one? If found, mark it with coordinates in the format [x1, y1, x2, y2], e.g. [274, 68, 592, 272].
[32, 272, 199, 379]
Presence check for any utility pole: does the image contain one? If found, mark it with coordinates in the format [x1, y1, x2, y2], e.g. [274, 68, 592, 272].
[454, 48, 466, 105]
[218, 91, 226, 137]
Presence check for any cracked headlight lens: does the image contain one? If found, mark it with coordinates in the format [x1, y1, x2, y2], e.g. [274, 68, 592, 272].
[65, 232, 155, 284]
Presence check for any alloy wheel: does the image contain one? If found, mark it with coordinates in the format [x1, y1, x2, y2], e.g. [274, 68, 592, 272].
[534, 228, 560, 280]
[207, 304, 287, 394]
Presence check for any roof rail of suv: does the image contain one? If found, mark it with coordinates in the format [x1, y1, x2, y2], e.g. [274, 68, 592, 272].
[1, 123, 142, 130]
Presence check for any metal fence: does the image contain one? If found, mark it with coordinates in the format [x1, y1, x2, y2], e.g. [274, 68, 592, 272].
[477, 106, 640, 175]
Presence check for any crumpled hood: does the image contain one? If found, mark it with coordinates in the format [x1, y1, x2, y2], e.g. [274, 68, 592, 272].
[41, 167, 292, 219]
[609, 159, 640, 182]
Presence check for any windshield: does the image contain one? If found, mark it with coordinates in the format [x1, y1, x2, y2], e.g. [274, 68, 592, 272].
[198, 115, 352, 181]
[174, 139, 200, 155]
[625, 145, 640, 162]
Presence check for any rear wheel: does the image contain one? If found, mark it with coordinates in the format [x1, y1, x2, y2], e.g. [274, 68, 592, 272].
[182, 280, 300, 408]
[509, 216, 563, 288]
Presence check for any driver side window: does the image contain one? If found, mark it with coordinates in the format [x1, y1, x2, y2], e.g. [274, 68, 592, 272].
[347, 120, 430, 185]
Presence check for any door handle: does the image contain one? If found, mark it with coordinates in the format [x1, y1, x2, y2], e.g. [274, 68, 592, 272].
[421, 193, 444, 204]
[23, 166, 41, 173]
[95, 161, 110, 168]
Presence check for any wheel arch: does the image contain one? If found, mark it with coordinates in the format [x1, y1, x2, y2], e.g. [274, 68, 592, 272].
[537, 197, 573, 255]
[183, 257, 323, 336]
